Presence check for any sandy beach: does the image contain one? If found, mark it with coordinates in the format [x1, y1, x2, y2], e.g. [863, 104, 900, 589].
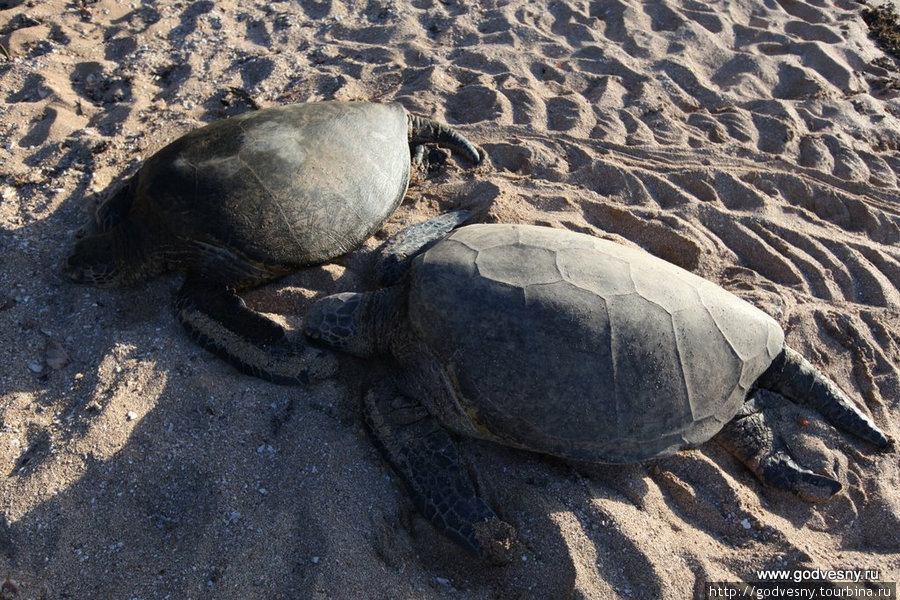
[1, 0, 898, 598]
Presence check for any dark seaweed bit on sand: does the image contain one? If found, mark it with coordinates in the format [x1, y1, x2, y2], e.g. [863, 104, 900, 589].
[862, 2, 900, 62]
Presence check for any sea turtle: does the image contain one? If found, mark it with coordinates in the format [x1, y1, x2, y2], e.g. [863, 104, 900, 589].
[302, 216, 892, 562]
[64, 101, 482, 383]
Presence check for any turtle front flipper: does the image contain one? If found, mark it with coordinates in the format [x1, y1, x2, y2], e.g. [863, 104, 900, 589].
[176, 278, 335, 385]
[374, 209, 473, 286]
[363, 387, 517, 563]
[757, 346, 891, 449]
[715, 396, 843, 502]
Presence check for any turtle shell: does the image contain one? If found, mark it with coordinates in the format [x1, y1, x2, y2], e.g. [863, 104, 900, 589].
[127, 102, 411, 281]
[405, 224, 785, 463]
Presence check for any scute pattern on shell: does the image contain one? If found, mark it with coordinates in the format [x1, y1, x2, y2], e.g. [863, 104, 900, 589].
[406, 224, 784, 462]
[134, 102, 412, 274]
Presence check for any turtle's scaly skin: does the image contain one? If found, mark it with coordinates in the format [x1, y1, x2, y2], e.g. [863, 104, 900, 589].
[304, 220, 891, 560]
[65, 102, 482, 383]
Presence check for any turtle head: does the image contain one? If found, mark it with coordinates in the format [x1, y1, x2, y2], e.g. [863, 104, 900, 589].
[304, 292, 378, 357]
[64, 226, 161, 287]
[65, 232, 130, 286]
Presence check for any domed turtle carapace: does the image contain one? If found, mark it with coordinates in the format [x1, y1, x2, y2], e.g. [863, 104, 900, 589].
[303, 216, 891, 562]
[65, 101, 482, 383]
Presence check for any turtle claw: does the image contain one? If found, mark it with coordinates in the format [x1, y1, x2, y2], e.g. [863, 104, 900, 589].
[411, 144, 450, 176]
[758, 452, 843, 502]
[411, 144, 427, 169]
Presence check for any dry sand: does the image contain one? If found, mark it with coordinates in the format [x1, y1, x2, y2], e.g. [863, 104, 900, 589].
[1, 0, 899, 598]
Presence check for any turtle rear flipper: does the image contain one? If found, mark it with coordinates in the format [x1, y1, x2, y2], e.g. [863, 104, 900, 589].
[407, 114, 482, 166]
[363, 387, 516, 563]
[176, 278, 336, 385]
[715, 397, 842, 502]
[757, 347, 891, 449]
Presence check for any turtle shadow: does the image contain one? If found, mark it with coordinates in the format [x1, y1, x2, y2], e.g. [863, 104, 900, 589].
[2, 163, 322, 475]
[489, 451, 664, 599]
[375, 422, 890, 599]
[313, 356, 651, 599]
[1, 190, 332, 593]
[644, 446, 812, 544]
[2, 181, 432, 597]
[353, 431, 663, 599]
[0, 366, 329, 598]
[0, 165, 112, 438]
[308, 361, 584, 599]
